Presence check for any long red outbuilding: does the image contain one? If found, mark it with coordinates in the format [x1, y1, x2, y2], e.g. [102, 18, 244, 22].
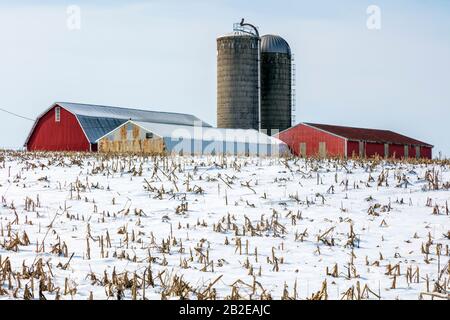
[277, 122, 433, 159]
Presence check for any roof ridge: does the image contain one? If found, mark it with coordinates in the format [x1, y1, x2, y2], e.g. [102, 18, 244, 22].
[303, 122, 432, 147]
[306, 122, 391, 132]
[56, 102, 199, 118]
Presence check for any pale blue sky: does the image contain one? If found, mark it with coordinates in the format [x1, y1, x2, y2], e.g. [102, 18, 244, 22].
[0, 0, 449, 156]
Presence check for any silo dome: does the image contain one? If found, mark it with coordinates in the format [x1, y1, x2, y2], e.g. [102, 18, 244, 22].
[261, 34, 291, 55]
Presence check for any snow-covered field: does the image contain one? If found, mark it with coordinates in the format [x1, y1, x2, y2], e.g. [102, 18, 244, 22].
[0, 152, 448, 300]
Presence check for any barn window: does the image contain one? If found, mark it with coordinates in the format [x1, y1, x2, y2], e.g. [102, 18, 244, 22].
[145, 132, 153, 139]
[55, 107, 61, 122]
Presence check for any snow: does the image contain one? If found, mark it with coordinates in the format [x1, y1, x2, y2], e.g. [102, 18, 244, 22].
[0, 152, 448, 300]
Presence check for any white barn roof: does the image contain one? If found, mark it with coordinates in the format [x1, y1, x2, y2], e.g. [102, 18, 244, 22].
[98, 120, 286, 145]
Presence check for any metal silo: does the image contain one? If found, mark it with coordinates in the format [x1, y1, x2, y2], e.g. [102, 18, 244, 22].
[217, 21, 260, 130]
[260, 34, 292, 135]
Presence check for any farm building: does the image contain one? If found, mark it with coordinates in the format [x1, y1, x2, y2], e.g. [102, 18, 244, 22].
[277, 123, 433, 159]
[24, 102, 288, 156]
[97, 120, 289, 156]
[24, 102, 212, 152]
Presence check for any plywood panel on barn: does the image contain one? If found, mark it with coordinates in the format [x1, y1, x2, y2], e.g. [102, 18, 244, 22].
[404, 145, 409, 158]
[358, 141, 365, 158]
[299, 143, 306, 157]
[384, 144, 389, 158]
[318, 142, 327, 158]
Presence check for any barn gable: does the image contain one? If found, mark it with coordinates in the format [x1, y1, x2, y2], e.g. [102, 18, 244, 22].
[25, 105, 91, 151]
[277, 123, 346, 157]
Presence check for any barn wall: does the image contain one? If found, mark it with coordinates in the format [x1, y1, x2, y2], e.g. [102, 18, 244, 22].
[99, 138, 165, 154]
[98, 123, 165, 154]
[347, 141, 359, 158]
[278, 124, 345, 157]
[347, 141, 385, 158]
[99, 122, 287, 156]
[389, 144, 405, 159]
[278, 124, 433, 159]
[163, 138, 286, 156]
[27, 106, 90, 151]
[365, 142, 385, 158]
[420, 147, 432, 159]
[348, 142, 431, 159]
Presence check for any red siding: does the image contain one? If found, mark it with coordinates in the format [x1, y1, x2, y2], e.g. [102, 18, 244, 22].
[366, 142, 385, 158]
[420, 147, 432, 159]
[389, 144, 405, 159]
[347, 141, 385, 158]
[409, 145, 415, 158]
[27, 106, 90, 151]
[279, 123, 432, 159]
[278, 124, 346, 157]
[347, 141, 359, 158]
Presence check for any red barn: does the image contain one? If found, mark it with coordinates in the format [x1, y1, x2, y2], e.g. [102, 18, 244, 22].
[277, 123, 433, 159]
[24, 102, 211, 152]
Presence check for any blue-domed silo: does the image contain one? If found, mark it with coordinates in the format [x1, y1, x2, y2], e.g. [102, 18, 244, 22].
[260, 34, 292, 135]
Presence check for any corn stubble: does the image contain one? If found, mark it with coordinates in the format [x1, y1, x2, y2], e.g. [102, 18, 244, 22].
[0, 151, 448, 300]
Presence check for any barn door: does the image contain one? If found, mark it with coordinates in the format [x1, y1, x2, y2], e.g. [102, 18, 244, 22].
[319, 142, 326, 158]
[359, 141, 365, 158]
[415, 146, 420, 159]
[404, 145, 409, 158]
[299, 143, 306, 157]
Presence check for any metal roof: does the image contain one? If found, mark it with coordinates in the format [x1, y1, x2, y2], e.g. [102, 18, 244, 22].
[303, 123, 433, 147]
[261, 34, 291, 55]
[77, 115, 127, 144]
[58, 102, 211, 127]
[24, 102, 212, 146]
[99, 120, 287, 145]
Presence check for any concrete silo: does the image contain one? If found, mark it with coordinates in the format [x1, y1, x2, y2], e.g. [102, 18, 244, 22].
[260, 34, 292, 135]
[217, 26, 260, 130]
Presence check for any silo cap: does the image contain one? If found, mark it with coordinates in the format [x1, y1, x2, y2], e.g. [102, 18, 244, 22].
[217, 31, 259, 39]
[261, 34, 291, 55]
